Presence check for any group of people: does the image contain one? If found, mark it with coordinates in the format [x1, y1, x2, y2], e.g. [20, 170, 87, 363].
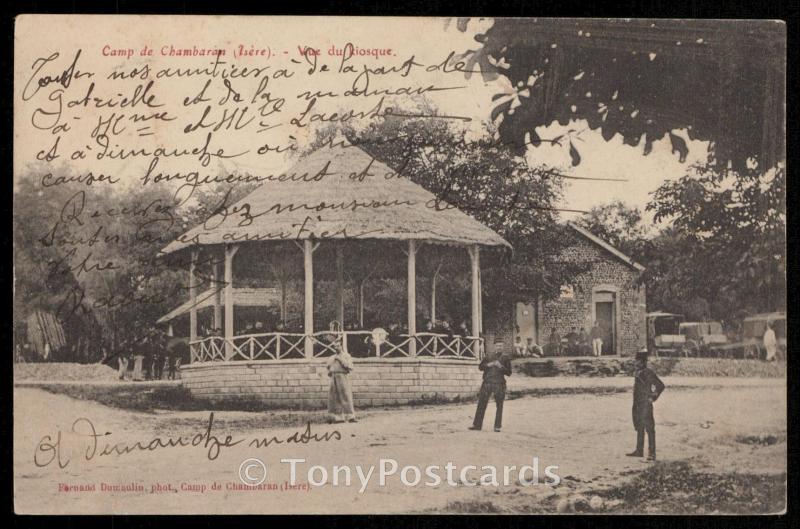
[380, 319, 471, 339]
[114, 329, 189, 382]
[322, 317, 473, 422]
[342, 319, 473, 358]
[202, 320, 296, 337]
[322, 320, 472, 423]
[473, 346, 664, 462]
[512, 336, 545, 358]
[513, 321, 607, 358]
[234, 320, 302, 336]
[326, 332, 665, 462]
[422, 319, 472, 337]
[482, 344, 664, 462]
[199, 320, 307, 338]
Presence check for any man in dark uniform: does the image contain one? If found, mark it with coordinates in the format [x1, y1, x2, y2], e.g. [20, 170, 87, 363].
[168, 340, 189, 380]
[578, 327, 591, 356]
[152, 331, 165, 380]
[565, 327, 579, 355]
[627, 349, 665, 461]
[545, 328, 561, 357]
[469, 350, 513, 432]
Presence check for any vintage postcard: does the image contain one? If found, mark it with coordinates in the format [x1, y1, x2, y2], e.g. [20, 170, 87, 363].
[13, 15, 786, 514]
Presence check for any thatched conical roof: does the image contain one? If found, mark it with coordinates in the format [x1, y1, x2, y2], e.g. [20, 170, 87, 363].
[163, 146, 510, 253]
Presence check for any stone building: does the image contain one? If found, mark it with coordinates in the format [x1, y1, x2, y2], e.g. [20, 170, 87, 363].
[485, 222, 647, 357]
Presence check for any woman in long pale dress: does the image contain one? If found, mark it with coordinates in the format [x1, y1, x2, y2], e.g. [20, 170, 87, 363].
[327, 340, 357, 423]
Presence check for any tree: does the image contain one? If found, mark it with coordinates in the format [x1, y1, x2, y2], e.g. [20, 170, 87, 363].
[645, 164, 785, 320]
[634, 228, 707, 320]
[13, 176, 102, 360]
[12, 168, 224, 361]
[455, 18, 785, 173]
[577, 201, 648, 258]
[307, 115, 589, 313]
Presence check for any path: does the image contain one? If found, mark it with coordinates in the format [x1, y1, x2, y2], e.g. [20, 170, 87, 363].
[14, 377, 786, 514]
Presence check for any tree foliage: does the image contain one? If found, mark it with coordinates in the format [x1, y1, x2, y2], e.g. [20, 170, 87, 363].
[13, 177, 102, 359]
[645, 164, 786, 319]
[577, 201, 648, 258]
[457, 18, 785, 173]
[576, 160, 785, 323]
[309, 116, 589, 322]
[13, 171, 204, 360]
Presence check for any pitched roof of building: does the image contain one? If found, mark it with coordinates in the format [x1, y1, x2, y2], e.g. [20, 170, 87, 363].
[163, 146, 510, 254]
[157, 287, 280, 323]
[567, 222, 646, 272]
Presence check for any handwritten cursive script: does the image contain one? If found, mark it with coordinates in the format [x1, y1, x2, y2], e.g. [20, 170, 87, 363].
[34, 413, 342, 469]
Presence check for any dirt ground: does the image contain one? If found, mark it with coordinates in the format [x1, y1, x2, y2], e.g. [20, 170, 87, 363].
[13, 378, 786, 514]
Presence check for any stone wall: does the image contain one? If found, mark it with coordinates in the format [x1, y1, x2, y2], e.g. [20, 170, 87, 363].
[485, 229, 646, 357]
[513, 357, 787, 378]
[541, 235, 646, 356]
[181, 358, 483, 408]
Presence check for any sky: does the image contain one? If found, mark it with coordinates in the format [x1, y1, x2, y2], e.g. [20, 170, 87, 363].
[524, 123, 710, 221]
